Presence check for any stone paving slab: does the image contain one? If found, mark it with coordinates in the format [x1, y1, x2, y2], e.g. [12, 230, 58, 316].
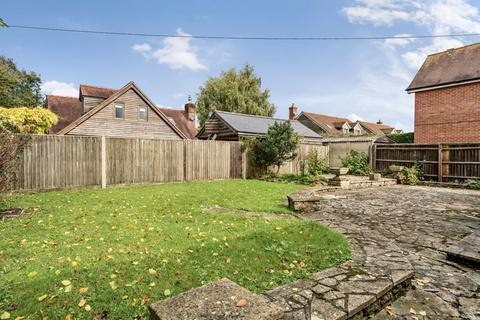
[299, 186, 480, 320]
[445, 229, 480, 267]
[149, 278, 284, 320]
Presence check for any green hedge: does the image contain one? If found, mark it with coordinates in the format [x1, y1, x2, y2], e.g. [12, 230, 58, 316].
[386, 132, 414, 143]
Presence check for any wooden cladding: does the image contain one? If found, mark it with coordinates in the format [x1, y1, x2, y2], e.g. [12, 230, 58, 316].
[374, 143, 480, 182]
[17, 135, 330, 191]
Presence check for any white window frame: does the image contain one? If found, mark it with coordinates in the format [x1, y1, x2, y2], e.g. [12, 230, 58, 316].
[138, 106, 148, 121]
[114, 104, 125, 119]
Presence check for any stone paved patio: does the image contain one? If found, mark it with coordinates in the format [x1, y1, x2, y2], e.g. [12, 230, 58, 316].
[301, 185, 480, 320]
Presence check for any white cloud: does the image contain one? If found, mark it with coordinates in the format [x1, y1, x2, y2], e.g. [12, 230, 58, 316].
[132, 29, 207, 71]
[344, 0, 480, 68]
[347, 113, 365, 121]
[384, 34, 416, 49]
[41, 80, 78, 97]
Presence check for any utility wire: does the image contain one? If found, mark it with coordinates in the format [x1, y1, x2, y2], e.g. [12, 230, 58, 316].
[6, 24, 480, 41]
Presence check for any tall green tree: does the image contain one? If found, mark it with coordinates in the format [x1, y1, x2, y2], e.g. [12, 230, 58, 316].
[0, 56, 43, 108]
[249, 121, 301, 174]
[196, 64, 276, 126]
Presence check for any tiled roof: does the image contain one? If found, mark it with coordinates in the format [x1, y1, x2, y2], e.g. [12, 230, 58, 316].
[215, 111, 321, 139]
[407, 43, 480, 91]
[46, 95, 82, 133]
[301, 112, 351, 134]
[159, 108, 197, 139]
[358, 121, 394, 134]
[79, 84, 118, 99]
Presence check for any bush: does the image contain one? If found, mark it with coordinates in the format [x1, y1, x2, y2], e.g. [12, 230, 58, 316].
[396, 167, 420, 185]
[0, 127, 29, 202]
[307, 149, 329, 176]
[249, 121, 300, 174]
[260, 173, 327, 186]
[386, 132, 414, 143]
[0, 107, 58, 134]
[341, 151, 371, 176]
[465, 179, 480, 189]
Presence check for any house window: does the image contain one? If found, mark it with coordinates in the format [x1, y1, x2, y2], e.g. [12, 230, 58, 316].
[138, 106, 147, 121]
[115, 104, 124, 119]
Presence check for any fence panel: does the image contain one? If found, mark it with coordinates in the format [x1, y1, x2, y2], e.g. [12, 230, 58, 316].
[374, 143, 480, 182]
[106, 137, 184, 185]
[19, 135, 102, 190]
[277, 144, 329, 175]
[185, 140, 236, 181]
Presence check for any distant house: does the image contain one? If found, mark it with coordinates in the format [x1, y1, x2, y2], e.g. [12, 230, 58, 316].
[290, 104, 401, 137]
[407, 43, 480, 144]
[46, 82, 196, 139]
[197, 110, 322, 144]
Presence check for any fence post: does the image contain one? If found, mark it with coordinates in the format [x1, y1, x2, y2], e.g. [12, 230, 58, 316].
[241, 148, 247, 179]
[101, 136, 107, 189]
[438, 144, 443, 183]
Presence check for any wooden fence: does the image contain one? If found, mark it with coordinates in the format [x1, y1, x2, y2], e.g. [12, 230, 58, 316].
[373, 143, 480, 182]
[16, 135, 329, 191]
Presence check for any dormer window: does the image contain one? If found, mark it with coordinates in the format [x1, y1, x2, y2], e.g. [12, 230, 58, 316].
[138, 106, 147, 121]
[115, 104, 124, 119]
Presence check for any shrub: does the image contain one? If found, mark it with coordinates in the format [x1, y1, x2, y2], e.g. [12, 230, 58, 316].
[341, 151, 371, 176]
[465, 179, 480, 189]
[0, 107, 58, 134]
[249, 121, 300, 174]
[0, 126, 29, 203]
[396, 167, 420, 185]
[386, 132, 414, 143]
[307, 149, 329, 176]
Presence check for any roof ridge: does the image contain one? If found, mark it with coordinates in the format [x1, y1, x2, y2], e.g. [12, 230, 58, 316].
[215, 110, 287, 122]
[426, 42, 480, 57]
[46, 95, 79, 99]
[79, 84, 118, 91]
[303, 111, 350, 121]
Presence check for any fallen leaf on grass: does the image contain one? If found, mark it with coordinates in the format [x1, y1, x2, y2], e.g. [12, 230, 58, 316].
[148, 268, 157, 275]
[79, 287, 89, 294]
[27, 271, 38, 278]
[37, 295, 48, 302]
[78, 299, 87, 308]
[164, 289, 171, 296]
[84, 305, 91, 312]
[61, 280, 71, 286]
[140, 296, 150, 307]
[65, 285, 72, 293]
[1, 312, 10, 320]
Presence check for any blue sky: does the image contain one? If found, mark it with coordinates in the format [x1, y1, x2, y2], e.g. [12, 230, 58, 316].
[2, 0, 480, 131]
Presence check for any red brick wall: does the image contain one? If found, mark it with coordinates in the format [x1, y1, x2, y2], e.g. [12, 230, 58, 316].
[414, 82, 480, 144]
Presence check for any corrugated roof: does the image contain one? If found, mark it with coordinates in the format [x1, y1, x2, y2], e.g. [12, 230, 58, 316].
[215, 111, 321, 138]
[407, 43, 480, 92]
[46, 95, 82, 133]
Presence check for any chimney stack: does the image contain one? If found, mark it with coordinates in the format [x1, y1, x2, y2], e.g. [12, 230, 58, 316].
[376, 120, 383, 125]
[289, 103, 298, 120]
[184, 95, 196, 122]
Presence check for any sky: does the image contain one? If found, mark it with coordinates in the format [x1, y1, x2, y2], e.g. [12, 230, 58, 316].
[2, 0, 480, 131]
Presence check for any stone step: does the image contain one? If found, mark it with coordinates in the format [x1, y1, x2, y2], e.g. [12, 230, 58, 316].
[264, 266, 414, 320]
[149, 278, 284, 320]
[444, 229, 480, 268]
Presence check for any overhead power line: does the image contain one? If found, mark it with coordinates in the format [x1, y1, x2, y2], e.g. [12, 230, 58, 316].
[6, 24, 480, 41]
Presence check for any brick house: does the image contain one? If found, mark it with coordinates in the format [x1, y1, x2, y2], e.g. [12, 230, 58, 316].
[46, 81, 196, 139]
[407, 43, 480, 144]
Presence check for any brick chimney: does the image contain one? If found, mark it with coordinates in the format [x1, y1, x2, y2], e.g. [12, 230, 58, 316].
[184, 95, 196, 122]
[289, 103, 298, 120]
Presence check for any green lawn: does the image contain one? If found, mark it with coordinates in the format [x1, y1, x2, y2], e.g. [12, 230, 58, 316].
[0, 180, 350, 319]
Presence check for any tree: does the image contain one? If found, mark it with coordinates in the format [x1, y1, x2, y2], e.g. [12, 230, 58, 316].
[249, 121, 301, 174]
[196, 64, 276, 126]
[0, 107, 58, 134]
[386, 132, 414, 143]
[0, 18, 8, 27]
[0, 56, 43, 108]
